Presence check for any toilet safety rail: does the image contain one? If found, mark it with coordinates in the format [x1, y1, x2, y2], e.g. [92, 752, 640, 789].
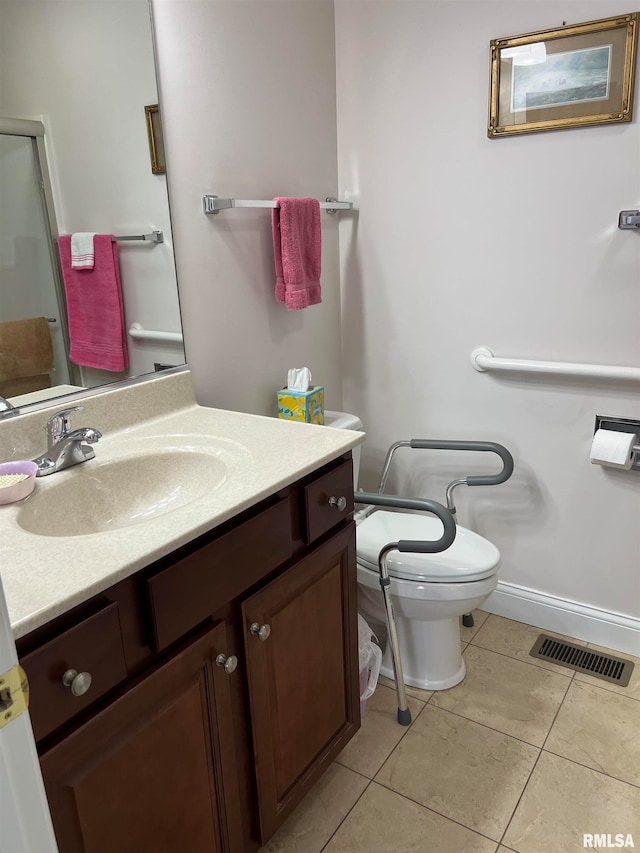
[376, 440, 514, 517]
[355, 492, 457, 727]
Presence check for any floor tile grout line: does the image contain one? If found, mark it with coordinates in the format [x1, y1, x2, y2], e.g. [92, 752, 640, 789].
[497, 746, 544, 847]
[540, 746, 640, 792]
[495, 672, 573, 844]
[368, 699, 431, 782]
[465, 640, 576, 679]
[335, 693, 431, 784]
[319, 776, 373, 853]
[572, 673, 640, 703]
[421, 701, 553, 750]
[371, 777, 508, 848]
[539, 669, 576, 752]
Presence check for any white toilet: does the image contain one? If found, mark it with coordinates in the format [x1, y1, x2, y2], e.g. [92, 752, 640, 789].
[325, 411, 501, 691]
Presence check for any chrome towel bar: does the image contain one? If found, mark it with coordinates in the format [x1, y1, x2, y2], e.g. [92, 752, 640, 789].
[113, 231, 164, 243]
[471, 347, 640, 381]
[203, 195, 353, 215]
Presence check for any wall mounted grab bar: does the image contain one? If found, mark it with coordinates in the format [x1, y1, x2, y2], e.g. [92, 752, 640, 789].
[128, 324, 183, 344]
[203, 195, 353, 215]
[471, 347, 640, 381]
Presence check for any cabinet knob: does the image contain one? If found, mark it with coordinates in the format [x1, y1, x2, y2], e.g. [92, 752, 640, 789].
[329, 495, 347, 512]
[250, 622, 271, 641]
[62, 669, 92, 697]
[215, 654, 238, 675]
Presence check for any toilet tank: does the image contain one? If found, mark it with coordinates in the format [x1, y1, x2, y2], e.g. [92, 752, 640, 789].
[324, 410, 363, 488]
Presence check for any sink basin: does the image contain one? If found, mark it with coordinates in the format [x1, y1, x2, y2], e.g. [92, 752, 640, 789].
[16, 437, 248, 537]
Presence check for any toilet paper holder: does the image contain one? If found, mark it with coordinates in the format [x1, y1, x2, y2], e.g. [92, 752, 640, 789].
[594, 415, 640, 471]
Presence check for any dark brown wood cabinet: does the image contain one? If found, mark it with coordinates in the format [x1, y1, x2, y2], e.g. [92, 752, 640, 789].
[39, 620, 243, 853]
[242, 523, 358, 842]
[18, 453, 358, 853]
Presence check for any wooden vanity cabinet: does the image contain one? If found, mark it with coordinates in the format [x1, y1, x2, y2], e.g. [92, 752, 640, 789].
[18, 453, 358, 853]
[242, 523, 359, 842]
[38, 619, 243, 853]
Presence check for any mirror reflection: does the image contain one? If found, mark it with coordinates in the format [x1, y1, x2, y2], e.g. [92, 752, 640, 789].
[0, 0, 185, 416]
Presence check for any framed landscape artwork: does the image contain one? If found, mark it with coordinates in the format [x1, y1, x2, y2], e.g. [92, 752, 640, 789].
[488, 12, 639, 137]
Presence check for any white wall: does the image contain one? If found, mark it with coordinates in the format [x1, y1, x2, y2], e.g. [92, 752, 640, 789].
[0, 0, 185, 385]
[151, 0, 344, 416]
[336, 1, 640, 640]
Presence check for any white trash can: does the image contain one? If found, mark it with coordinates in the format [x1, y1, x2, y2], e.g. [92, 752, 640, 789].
[358, 614, 382, 716]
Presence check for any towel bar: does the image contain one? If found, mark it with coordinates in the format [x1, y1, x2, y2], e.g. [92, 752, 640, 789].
[202, 195, 353, 215]
[113, 231, 164, 243]
[471, 347, 640, 381]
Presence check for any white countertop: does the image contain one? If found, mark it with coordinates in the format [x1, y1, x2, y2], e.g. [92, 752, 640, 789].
[0, 372, 363, 639]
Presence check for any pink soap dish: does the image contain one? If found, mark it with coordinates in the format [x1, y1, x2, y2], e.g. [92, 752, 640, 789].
[0, 461, 38, 505]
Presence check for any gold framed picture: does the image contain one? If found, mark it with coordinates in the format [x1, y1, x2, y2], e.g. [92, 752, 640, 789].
[144, 104, 166, 174]
[488, 12, 639, 137]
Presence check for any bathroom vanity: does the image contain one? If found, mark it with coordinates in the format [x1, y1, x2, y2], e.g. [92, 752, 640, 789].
[0, 370, 364, 852]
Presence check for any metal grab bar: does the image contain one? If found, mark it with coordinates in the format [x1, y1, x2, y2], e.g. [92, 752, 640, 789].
[354, 492, 457, 726]
[356, 492, 457, 554]
[128, 324, 183, 344]
[471, 347, 640, 382]
[377, 439, 514, 496]
[408, 440, 514, 487]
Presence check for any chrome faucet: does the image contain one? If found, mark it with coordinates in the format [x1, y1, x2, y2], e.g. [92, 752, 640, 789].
[33, 406, 102, 477]
[0, 395, 19, 419]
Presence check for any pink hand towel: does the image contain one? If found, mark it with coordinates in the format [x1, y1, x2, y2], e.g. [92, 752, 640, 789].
[58, 234, 129, 372]
[272, 198, 321, 310]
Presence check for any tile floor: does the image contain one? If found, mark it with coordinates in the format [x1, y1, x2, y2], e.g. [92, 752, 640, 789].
[260, 612, 640, 853]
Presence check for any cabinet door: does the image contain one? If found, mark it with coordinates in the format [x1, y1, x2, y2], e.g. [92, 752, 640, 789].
[40, 621, 244, 853]
[242, 522, 359, 842]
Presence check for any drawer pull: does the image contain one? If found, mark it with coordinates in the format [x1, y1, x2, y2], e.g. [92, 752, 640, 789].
[249, 622, 271, 642]
[62, 669, 93, 697]
[329, 495, 347, 512]
[215, 654, 238, 675]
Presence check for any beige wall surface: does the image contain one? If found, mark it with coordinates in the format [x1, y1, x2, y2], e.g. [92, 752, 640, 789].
[335, 1, 640, 631]
[152, 0, 344, 417]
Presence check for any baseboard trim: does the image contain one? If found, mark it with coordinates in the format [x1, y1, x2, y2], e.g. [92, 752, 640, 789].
[482, 581, 640, 657]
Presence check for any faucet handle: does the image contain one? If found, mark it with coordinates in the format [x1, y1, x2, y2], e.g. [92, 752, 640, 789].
[46, 406, 82, 443]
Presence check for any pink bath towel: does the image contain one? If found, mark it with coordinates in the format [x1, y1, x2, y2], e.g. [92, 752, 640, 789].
[58, 235, 129, 372]
[272, 198, 321, 310]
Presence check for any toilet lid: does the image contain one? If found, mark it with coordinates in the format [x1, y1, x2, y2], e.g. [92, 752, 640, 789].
[357, 511, 500, 582]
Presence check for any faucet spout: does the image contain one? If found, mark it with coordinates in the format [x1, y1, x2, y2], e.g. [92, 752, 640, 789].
[64, 427, 102, 445]
[34, 407, 102, 476]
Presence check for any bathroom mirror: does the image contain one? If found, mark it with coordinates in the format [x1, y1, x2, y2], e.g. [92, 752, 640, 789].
[0, 0, 185, 416]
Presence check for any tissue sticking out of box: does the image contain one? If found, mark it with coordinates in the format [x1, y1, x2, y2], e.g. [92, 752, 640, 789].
[278, 367, 324, 424]
[287, 367, 312, 391]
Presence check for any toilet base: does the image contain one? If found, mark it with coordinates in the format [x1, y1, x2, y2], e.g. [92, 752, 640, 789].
[379, 614, 466, 691]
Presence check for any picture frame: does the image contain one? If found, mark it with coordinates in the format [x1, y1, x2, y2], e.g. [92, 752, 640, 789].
[488, 12, 639, 137]
[144, 104, 166, 174]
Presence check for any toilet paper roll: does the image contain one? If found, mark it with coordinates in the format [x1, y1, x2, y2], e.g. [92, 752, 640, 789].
[589, 429, 637, 470]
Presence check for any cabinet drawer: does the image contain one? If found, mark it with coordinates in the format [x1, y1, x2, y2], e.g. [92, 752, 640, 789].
[302, 459, 354, 544]
[22, 602, 127, 742]
[147, 496, 293, 651]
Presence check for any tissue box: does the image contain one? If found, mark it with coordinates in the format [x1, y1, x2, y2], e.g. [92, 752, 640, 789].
[277, 386, 324, 424]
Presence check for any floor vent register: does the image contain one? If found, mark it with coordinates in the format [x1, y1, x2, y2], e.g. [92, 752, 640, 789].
[530, 634, 634, 686]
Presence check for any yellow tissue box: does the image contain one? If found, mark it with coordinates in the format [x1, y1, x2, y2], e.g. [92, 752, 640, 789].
[277, 386, 324, 424]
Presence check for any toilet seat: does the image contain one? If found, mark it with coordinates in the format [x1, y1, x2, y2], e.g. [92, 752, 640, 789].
[356, 510, 499, 583]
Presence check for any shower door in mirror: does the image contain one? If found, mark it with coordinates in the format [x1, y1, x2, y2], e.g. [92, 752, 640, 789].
[0, 131, 76, 404]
